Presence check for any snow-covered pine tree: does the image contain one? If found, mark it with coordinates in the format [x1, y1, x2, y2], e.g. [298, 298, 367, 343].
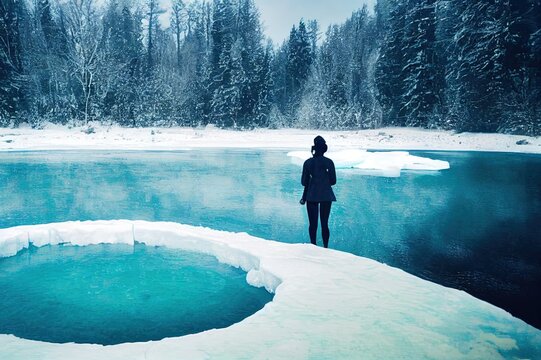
[375, 0, 407, 126]
[319, 23, 348, 128]
[346, 7, 379, 128]
[0, 0, 25, 124]
[145, 0, 166, 73]
[208, 0, 237, 127]
[445, 0, 511, 133]
[117, 4, 144, 125]
[375, 0, 392, 38]
[234, 0, 265, 128]
[253, 40, 274, 127]
[171, 0, 186, 70]
[33, 0, 72, 121]
[498, 0, 541, 135]
[433, 0, 457, 129]
[182, 1, 211, 126]
[306, 19, 319, 61]
[285, 20, 313, 117]
[400, 0, 442, 128]
[270, 40, 289, 122]
[266, 23, 295, 125]
[293, 7, 377, 129]
[297, 63, 330, 129]
[17, 0, 73, 123]
[528, 0, 541, 135]
[101, 0, 140, 124]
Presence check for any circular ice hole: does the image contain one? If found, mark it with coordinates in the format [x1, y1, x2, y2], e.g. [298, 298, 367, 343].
[0, 243, 273, 345]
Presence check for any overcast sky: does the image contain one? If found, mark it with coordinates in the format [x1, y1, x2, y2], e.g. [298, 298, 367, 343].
[254, 0, 376, 44]
[160, 0, 376, 44]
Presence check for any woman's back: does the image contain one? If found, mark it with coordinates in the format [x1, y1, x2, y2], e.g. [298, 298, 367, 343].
[302, 156, 336, 203]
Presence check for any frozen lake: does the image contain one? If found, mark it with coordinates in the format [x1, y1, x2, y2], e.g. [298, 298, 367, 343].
[1, 150, 540, 329]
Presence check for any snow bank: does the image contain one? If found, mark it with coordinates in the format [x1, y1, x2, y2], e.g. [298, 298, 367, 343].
[1, 124, 541, 153]
[287, 149, 450, 177]
[1, 220, 540, 359]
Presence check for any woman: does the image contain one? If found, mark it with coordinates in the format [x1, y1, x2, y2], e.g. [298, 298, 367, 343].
[300, 136, 336, 248]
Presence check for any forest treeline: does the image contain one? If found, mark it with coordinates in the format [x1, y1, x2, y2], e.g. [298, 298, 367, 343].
[1, 0, 540, 135]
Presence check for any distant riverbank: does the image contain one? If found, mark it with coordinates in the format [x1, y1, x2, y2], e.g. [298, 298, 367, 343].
[1, 123, 540, 154]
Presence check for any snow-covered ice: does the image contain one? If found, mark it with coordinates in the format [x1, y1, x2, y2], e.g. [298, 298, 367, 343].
[0, 220, 540, 359]
[287, 149, 450, 177]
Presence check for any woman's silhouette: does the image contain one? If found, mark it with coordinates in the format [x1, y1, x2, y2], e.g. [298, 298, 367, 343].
[301, 136, 336, 248]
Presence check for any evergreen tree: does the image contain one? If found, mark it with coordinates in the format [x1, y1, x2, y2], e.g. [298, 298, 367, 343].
[208, 0, 236, 126]
[36, 0, 61, 116]
[29, 0, 74, 122]
[39, 0, 58, 48]
[183, 1, 211, 125]
[285, 20, 313, 116]
[346, 7, 379, 128]
[319, 24, 348, 125]
[146, 0, 165, 72]
[0, 0, 25, 124]
[375, 0, 407, 125]
[445, 1, 511, 132]
[499, 0, 541, 135]
[254, 40, 274, 127]
[234, 0, 267, 127]
[171, 0, 186, 70]
[400, 0, 441, 127]
[270, 41, 289, 119]
[305, 7, 377, 129]
[100, 1, 143, 125]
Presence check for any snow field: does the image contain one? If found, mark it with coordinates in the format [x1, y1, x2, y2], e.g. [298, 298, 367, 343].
[1, 123, 541, 153]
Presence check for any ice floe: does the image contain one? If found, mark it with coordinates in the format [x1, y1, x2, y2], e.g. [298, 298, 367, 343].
[287, 149, 450, 177]
[0, 220, 539, 359]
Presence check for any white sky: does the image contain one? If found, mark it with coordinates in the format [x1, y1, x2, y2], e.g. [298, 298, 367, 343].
[254, 0, 376, 44]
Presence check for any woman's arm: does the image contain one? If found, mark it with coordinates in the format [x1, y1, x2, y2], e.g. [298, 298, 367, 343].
[329, 160, 337, 186]
[301, 160, 310, 186]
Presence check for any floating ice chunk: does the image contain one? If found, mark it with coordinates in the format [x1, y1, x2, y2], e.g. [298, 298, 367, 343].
[324, 149, 369, 168]
[287, 149, 450, 177]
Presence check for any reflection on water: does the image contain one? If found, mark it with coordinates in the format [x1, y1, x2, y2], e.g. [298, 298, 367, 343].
[1, 150, 540, 329]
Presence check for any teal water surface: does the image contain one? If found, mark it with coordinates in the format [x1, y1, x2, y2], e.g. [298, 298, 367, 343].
[0, 243, 272, 344]
[0, 150, 540, 329]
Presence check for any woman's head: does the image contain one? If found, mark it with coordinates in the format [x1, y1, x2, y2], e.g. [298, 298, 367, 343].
[311, 135, 328, 156]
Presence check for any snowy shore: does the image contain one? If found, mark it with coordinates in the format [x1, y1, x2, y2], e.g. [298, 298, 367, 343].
[1, 221, 540, 359]
[1, 123, 540, 153]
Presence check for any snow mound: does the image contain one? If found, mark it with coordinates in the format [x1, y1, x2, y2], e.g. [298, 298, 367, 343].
[287, 149, 450, 177]
[0, 220, 539, 359]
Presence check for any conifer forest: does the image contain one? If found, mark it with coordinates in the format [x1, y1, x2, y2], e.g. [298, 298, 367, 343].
[1, 0, 540, 135]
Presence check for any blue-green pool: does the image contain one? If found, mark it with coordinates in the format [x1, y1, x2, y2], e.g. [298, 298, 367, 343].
[0, 150, 540, 329]
[0, 243, 272, 344]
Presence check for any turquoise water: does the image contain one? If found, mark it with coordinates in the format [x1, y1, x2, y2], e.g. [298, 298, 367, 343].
[0, 150, 540, 329]
[0, 243, 272, 344]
